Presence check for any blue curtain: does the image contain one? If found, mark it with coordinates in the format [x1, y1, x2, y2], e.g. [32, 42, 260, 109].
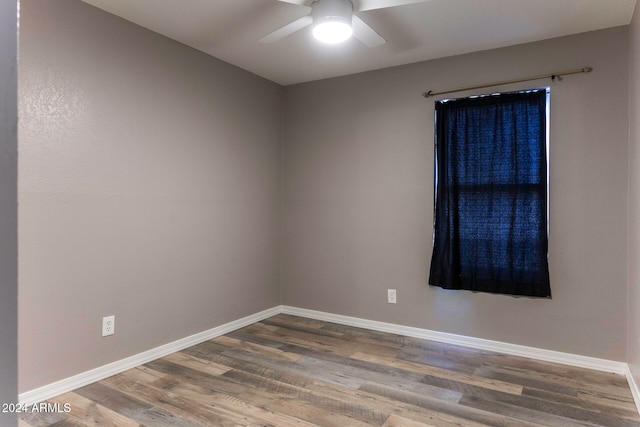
[429, 89, 551, 297]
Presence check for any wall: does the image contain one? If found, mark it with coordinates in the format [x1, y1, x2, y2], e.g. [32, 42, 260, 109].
[283, 27, 630, 361]
[18, 0, 636, 396]
[0, 0, 18, 424]
[628, 3, 640, 390]
[19, 0, 282, 392]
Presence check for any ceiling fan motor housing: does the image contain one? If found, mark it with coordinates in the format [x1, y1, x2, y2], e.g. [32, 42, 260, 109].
[312, 0, 353, 26]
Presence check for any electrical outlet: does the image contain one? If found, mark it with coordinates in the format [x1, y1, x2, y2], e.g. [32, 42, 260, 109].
[387, 289, 397, 304]
[102, 315, 115, 337]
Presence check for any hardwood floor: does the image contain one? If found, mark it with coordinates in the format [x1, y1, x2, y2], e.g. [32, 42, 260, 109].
[20, 314, 640, 426]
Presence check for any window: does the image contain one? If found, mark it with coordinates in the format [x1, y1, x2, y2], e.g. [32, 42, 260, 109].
[428, 89, 551, 297]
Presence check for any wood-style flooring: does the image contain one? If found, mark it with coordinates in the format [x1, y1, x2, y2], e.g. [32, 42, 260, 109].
[20, 314, 640, 426]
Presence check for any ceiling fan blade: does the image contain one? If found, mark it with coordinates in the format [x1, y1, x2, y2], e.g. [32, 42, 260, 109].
[259, 15, 314, 43]
[356, 0, 429, 12]
[352, 15, 386, 47]
[276, 0, 314, 6]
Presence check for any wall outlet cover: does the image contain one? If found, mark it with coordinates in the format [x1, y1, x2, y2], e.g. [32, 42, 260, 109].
[102, 315, 115, 337]
[387, 289, 397, 304]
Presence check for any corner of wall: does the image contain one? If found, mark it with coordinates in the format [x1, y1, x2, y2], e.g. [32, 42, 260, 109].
[0, 0, 18, 425]
[628, 0, 640, 401]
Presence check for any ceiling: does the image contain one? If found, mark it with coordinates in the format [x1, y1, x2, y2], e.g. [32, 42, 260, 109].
[81, 0, 637, 86]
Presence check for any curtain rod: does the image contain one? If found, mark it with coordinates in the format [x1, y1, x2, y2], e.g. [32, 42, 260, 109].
[422, 67, 593, 98]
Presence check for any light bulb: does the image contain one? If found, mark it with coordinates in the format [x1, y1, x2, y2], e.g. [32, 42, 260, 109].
[313, 20, 353, 44]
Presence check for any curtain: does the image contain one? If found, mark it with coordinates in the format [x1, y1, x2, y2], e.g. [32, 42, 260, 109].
[429, 89, 551, 297]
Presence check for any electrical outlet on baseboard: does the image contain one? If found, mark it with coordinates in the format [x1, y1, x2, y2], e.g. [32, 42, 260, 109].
[102, 315, 115, 337]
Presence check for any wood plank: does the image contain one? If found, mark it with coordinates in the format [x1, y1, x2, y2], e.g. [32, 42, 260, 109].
[381, 414, 437, 427]
[228, 367, 470, 427]
[47, 420, 90, 427]
[262, 317, 346, 338]
[212, 335, 303, 362]
[19, 410, 67, 427]
[577, 388, 640, 414]
[148, 373, 321, 427]
[522, 387, 640, 421]
[294, 353, 462, 402]
[482, 358, 632, 389]
[274, 314, 333, 329]
[144, 355, 377, 427]
[49, 392, 141, 427]
[460, 391, 640, 427]
[20, 315, 640, 427]
[182, 345, 315, 391]
[459, 394, 598, 427]
[143, 359, 247, 396]
[163, 351, 233, 375]
[240, 388, 379, 427]
[351, 350, 524, 395]
[242, 326, 362, 358]
[397, 346, 485, 375]
[360, 382, 541, 427]
[242, 322, 400, 359]
[75, 382, 201, 427]
[75, 382, 153, 414]
[474, 364, 626, 397]
[207, 348, 480, 427]
[220, 347, 366, 389]
[103, 367, 279, 426]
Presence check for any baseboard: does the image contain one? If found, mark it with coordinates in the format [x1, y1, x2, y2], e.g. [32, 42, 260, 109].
[20, 304, 639, 415]
[18, 306, 281, 406]
[627, 365, 640, 416]
[281, 306, 629, 375]
[283, 306, 640, 414]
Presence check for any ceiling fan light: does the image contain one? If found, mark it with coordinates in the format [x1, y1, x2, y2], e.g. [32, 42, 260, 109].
[313, 20, 353, 43]
[311, 0, 353, 44]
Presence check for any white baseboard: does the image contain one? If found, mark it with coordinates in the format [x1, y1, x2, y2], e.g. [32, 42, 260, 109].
[18, 306, 281, 406]
[20, 304, 640, 416]
[282, 306, 639, 414]
[281, 306, 629, 375]
[628, 365, 640, 416]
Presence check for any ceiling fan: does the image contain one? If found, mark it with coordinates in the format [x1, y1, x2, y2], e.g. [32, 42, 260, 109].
[260, 0, 429, 47]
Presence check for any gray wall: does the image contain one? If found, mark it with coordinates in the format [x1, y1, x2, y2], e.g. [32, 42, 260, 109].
[283, 27, 630, 361]
[1, 0, 18, 424]
[19, 0, 636, 396]
[19, 0, 282, 391]
[628, 4, 640, 390]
